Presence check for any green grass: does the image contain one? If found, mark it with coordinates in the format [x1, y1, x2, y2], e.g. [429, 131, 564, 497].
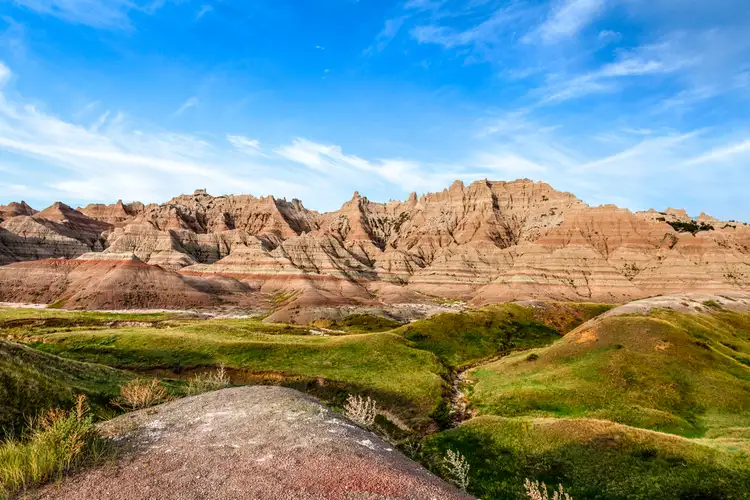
[12, 319, 448, 426]
[530, 302, 615, 334]
[0, 397, 111, 498]
[0, 339, 131, 438]
[468, 310, 750, 437]
[311, 314, 403, 333]
[4, 304, 749, 499]
[392, 304, 572, 369]
[422, 416, 750, 500]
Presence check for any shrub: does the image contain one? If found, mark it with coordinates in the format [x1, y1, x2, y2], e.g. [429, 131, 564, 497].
[526, 353, 540, 362]
[115, 378, 168, 410]
[185, 365, 231, 395]
[442, 449, 470, 490]
[344, 394, 378, 428]
[524, 479, 573, 500]
[667, 220, 714, 234]
[0, 395, 109, 497]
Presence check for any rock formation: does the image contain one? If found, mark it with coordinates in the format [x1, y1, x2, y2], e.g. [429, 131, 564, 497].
[36, 387, 471, 500]
[1, 179, 748, 317]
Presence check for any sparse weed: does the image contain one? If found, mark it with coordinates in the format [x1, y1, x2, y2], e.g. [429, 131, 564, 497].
[185, 365, 231, 395]
[115, 378, 168, 410]
[524, 479, 572, 500]
[442, 448, 470, 491]
[344, 394, 378, 428]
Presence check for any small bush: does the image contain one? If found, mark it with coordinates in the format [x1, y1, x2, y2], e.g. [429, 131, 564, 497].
[185, 365, 231, 395]
[526, 353, 540, 362]
[344, 394, 378, 428]
[0, 396, 109, 497]
[524, 479, 573, 500]
[115, 378, 168, 410]
[702, 300, 722, 310]
[667, 220, 714, 234]
[443, 449, 470, 490]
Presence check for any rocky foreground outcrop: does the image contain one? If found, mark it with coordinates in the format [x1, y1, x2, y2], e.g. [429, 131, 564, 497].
[1, 179, 749, 318]
[37, 387, 471, 500]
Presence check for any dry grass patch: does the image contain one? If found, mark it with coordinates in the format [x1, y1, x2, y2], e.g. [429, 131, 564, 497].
[114, 378, 169, 410]
[185, 365, 231, 395]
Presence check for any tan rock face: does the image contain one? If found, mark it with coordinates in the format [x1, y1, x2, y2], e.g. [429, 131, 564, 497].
[0, 201, 36, 220]
[1, 179, 748, 313]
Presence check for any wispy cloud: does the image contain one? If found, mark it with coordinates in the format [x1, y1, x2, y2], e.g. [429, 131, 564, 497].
[6, 0, 170, 29]
[685, 139, 750, 166]
[274, 138, 470, 192]
[365, 16, 406, 55]
[173, 96, 198, 116]
[196, 4, 212, 20]
[533, 38, 690, 104]
[227, 135, 268, 157]
[525, 0, 606, 44]
[411, 5, 524, 50]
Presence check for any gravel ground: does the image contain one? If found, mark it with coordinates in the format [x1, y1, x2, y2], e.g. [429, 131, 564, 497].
[36, 387, 472, 500]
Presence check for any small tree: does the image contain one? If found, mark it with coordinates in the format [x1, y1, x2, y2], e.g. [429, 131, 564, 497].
[524, 479, 573, 500]
[344, 394, 378, 428]
[443, 449, 470, 491]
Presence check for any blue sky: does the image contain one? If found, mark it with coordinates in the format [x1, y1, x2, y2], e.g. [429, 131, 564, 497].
[0, 0, 748, 219]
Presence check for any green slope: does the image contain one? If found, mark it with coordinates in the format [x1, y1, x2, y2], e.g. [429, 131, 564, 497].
[0, 339, 131, 437]
[468, 309, 750, 437]
[392, 303, 613, 369]
[423, 416, 750, 500]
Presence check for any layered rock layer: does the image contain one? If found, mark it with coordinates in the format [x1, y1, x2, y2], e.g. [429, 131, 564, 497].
[1, 179, 748, 315]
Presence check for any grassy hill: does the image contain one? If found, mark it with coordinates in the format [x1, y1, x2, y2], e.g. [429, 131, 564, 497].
[423, 416, 750, 499]
[0, 339, 131, 437]
[4, 303, 749, 499]
[420, 307, 750, 498]
[3, 314, 448, 427]
[467, 309, 750, 437]
[392, 303, 613, 368]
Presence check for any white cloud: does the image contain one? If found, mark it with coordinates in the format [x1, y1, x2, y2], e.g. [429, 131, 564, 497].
[196, 5, 212, 20]
[89, 110, 110, 133]
[227, 135, 265, 156]
[527, 0, 606, 44]
[174, 97, 198, 116]
[6, 0, 170, 29]
[274, 138, 469, 192]
[684, 139, 750, 166]
[411, 6, 523, 50]
[0, 61, 11, 85]
[365, 17, 406, 54]
[572, 132, 703, 173]
[535, 39, 688, 104]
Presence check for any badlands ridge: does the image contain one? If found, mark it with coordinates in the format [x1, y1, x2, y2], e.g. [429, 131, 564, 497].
[0, 179, 748, 322]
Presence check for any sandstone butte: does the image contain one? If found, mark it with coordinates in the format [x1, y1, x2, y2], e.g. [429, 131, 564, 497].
[0, 179, 748, 322]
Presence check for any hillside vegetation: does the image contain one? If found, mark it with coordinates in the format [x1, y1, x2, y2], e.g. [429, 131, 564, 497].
[3, 303, 750, 499]
[468, 309, 750, 437]
[3, 315, 448, 426]
[0, 339, 130, 438]
[423, 416, 750, 499]
[392, 303, 613, 368]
